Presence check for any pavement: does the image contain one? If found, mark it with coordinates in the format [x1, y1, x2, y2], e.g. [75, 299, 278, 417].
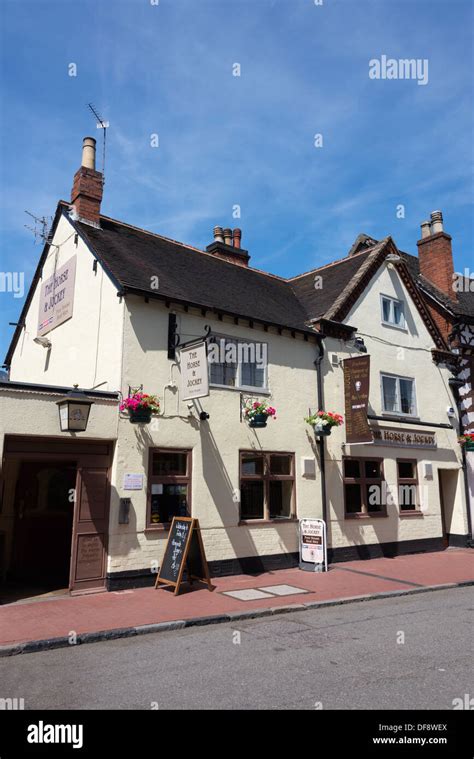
[0, 547, 473, 656]
[1, 587, 473, 710]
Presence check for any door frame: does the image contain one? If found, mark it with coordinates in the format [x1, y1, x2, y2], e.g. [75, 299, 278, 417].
[2, 436, 114, 593]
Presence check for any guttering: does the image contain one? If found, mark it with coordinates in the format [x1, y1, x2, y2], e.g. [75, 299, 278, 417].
[314, 333, 328, 525]
[0, 379, 119, 400]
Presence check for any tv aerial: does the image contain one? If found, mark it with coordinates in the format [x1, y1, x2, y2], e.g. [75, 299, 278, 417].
[87, 103, 109, 185]
[24, 210, 53, 245]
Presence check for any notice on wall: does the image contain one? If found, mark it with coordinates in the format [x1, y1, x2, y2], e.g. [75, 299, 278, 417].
[180, 341, 209, 401]
[123, 473, 144, 490]
[372, 427, 436, 449]
[343, 355, 373, 444]
[37, 255, 77, 336]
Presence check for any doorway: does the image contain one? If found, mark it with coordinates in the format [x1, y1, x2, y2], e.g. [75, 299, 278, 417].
[1, 436, 113, 598]
[11, 461, 76, 589]
[438, 469, 458, 546]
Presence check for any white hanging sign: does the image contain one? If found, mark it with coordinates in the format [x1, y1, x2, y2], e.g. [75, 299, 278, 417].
[180, 341, 209, 401]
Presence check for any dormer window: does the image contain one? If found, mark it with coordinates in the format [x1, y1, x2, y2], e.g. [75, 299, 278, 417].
[381, 295, 405, 329]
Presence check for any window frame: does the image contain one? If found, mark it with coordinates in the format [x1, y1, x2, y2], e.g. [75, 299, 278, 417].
[146, 447, 192, 530]
[208, 333, 269, 393]
[380, 294, 407, 331]
[380, 372, 418, 417]
[343, 456, 387, 518]
[396, 458, 422, 515]
[239, 450, 296, 523]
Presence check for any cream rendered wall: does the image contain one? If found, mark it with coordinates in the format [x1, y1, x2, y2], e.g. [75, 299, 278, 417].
[322, 263, 467, 551]
[9, 213, 124, 392]
[107, 297, 321, 573]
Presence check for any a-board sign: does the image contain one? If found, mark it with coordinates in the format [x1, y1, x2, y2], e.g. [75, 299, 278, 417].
[155, 517, 214, 595]
[299, 518, 327, 572]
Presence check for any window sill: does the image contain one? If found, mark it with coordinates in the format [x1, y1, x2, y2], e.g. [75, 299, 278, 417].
[238, 517, 297, 526]
[381, 413, 420, 422]
[210, 383, 270, 395]
[399, 510, 424, 517]
[145, 524, 171, 532]
[381, 321, 408, 333]
[345, 512, 388, 519]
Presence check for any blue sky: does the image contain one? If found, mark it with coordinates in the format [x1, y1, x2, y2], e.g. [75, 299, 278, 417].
[1, 0, 473, 361]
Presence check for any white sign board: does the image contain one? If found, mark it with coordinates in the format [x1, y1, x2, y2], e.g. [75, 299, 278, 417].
[37, 255, 77, 336]
[123, 473, 144, 491]
[299, 518, 327, 571]
[180, 341, 209, 401]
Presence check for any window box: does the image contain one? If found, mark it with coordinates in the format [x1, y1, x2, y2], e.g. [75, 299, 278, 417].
[129, 407, 152, 424]
[249, 413, 268, 428]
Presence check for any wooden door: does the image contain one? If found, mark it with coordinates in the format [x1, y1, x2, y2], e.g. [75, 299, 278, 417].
[70, 467, 110, 593]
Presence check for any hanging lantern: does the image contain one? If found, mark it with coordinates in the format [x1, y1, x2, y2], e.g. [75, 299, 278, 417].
[56, 385, 94, 432]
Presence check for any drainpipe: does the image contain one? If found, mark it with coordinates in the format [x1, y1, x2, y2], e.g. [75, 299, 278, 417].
[314, 334, 328, 525]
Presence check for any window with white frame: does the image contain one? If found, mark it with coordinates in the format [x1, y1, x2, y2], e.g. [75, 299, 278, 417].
[381, 374, 417, 416]
[208, 335, 267, 390]
[381, 295, 405, 329]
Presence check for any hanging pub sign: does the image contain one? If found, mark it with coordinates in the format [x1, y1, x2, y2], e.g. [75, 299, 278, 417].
[179, 341, 209, 401]
[155, 517, 214, 595]
[343, 355, 373, 444]
[37, 255, 77, 336]
[299, 519, 327, 572]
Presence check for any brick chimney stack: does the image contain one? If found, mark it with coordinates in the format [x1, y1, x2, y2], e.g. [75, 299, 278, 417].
[206, 226, 250, 267]
[417, 210, 456, 301]
[71, 137, 103, 226]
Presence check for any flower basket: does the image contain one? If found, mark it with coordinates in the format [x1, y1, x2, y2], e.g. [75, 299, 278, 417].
[120, 390, 160, 425]
[243, 399, 276, 428]
[459, 433, 474, 452]
[129, 407, 153, 424]
[305, 411, 344, 438]
[249, 413, 268, 429]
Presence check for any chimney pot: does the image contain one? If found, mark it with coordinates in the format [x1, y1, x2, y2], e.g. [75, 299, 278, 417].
[233, 228, 242, 249]
[430, 210, 444, 235]
[81, 136, 97, 170]
[223, 228, 233, 246]
[420, 220, 432, 239]
[213, 226, 224, 243]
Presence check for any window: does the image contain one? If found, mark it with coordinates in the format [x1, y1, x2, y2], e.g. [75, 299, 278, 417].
[397, 459, 420, 512]
[208, 335, 267, 391]
[343, 457, 386, 517]
[381, 295, 406, 329]
[381, 374, 417, 416]
[147, 449, 191, 527]
[240, 452, 295, 521]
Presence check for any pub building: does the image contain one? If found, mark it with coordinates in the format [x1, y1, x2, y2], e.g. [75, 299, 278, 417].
[0, 137, 472, 597]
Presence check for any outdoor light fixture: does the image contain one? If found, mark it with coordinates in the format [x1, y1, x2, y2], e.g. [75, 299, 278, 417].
[56, 384, 94, 432]
[33, 336, 52, 349]
[354, 336, 367, 353]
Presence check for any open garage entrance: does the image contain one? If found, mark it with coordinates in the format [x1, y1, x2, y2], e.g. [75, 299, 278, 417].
[0, 436, 113, 601]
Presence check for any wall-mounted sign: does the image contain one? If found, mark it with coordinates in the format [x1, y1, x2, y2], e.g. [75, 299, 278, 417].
[299, 518, 327, 572]
[37, 255, 77, 336]
[372, 426, 437, 449]
[123, 473, 144, 490]
[180, 341, 209, 401]
[344, 355, 372, 444]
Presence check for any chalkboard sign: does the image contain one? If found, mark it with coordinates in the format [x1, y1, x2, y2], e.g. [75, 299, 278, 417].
[155, 517, 214, 595]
